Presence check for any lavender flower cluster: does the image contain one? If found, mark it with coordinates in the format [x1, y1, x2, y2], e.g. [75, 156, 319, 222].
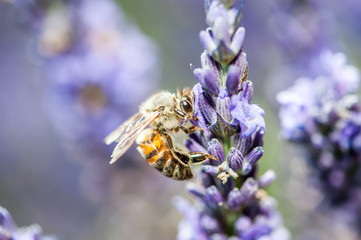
[40, 0, 159, 160]
[0, 206, 55, 240]
[174, 1, 290, 239]
[11, 0, 159, 161]
[277, 50, 361, 227]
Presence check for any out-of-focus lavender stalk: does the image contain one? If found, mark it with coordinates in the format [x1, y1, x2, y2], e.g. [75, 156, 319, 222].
[0, 205, 56, 240]
[174, 1, 290, 239]
[7, 0, 159, 201]
[278, 51, 361, 230]
[273, 0, 361, 233]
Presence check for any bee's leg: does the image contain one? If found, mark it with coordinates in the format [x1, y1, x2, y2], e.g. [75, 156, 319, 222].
[174, 108, 187, 118]
[172, 125, 203, 134]
[189, 152, 217, 164]
[162, 131, 189, 166]
[173, 151, 191, 166]
[190, 115, 199, 121]
[186, 125, 203, 134]
[171, 125, 181, 133]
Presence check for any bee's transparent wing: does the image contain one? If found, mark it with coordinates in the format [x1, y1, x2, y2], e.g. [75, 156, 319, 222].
[104, 112, 144, 145]
[108, 111, 160, 164]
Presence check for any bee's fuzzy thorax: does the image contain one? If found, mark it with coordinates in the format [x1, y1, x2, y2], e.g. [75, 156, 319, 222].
[139, 91, 181, 131]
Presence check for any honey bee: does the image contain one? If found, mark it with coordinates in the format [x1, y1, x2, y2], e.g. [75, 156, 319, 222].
[104, 88, 216, 180]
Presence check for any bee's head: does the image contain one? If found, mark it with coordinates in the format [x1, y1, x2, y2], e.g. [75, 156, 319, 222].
[176, 87, 194, 114]
[173, 87, 198, 123]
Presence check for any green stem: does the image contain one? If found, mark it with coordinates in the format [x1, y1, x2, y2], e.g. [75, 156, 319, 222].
[220, 63, 229, 88]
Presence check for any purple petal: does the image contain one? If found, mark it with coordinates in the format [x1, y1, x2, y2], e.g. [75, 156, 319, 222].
[206, 1, 228, 27]
[219, 87, 229, 99]
[252, 128, 264, 148]
[233, 52, 248, 71]
[213, 17, 231, 45]
[204, 68, 221, 95]
[216, 94, 233, 122]
[200, 29, 217, 53]
[0, 206, 15, 230]
[226, 65, 242, 95]
[193, 68, 206, 86]
[240, 81, 253, 103]
[230, 27, 245, 54]
[193, 83, 217, 127]
[230, 93, 265, 138]
[200, 51, 219, 75]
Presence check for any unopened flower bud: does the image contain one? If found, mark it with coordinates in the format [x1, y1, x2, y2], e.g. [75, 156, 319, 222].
[245, 146, 264, 164]
[204, 186, 224, 209]
[208, 138, 225, 162]
[239, 178, 258, 203]
[228, 147, 243, 171]
[259, 170, 277, 188]
[227, 187, 242, 210]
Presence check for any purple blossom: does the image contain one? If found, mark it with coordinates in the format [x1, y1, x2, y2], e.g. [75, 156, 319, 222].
[0, 206, 56, 240]
[230, 83, 265, 138]
[39, 0, 159, 160]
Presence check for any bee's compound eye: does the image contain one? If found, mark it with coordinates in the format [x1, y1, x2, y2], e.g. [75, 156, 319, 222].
[180, 99, 193, 113]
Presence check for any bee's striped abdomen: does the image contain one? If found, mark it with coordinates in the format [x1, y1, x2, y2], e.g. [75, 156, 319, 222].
[136, 129, 193, 180]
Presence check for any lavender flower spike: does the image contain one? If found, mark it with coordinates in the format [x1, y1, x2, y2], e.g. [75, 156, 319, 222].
[200, 0, 246, 64]
[277, 50, 361, 232]
[175, 0, 289, 239]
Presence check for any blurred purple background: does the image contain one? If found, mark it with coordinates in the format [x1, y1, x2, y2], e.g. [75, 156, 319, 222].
[0, 0, 361, 239]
